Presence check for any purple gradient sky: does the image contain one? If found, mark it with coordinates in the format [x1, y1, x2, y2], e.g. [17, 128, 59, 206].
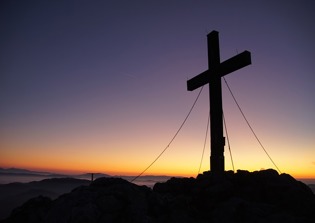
[1, 1, 314, 177]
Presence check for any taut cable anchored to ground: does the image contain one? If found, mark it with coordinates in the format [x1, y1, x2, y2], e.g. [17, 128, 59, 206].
[131, 86, 204, 182]
[198, 112, 235, 174]
[197, 111, 210, 175]
[223, 77, 281, 173]
[197, 111, 235, 174]
[223, 112, 235, 172]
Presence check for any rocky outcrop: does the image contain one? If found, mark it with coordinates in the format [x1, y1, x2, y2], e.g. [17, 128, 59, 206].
[154, 169, 315, 222]
[2, 169, 315, 223]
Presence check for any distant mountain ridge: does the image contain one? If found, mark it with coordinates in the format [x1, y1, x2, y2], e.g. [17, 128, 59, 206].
[0, 167, 313, 191]
[0, 168, 53, 175]
[0, 168, 110, 179]
[0, 168, 171, 185]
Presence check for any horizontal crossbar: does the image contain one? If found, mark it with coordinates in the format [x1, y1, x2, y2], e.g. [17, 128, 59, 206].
[187, 51, 251, 91]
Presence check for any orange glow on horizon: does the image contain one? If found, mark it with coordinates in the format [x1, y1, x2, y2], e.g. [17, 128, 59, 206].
[1, 161, 315, 179]
[1, 135, 314, 178]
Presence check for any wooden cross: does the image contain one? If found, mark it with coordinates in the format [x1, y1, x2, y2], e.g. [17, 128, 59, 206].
[187, 31, 251, 173]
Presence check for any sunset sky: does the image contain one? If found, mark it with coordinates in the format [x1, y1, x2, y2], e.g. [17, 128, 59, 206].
[1, 1, 314, 178]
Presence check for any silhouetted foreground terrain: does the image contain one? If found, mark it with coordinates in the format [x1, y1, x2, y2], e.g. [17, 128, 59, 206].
[2, 169, 315, 223]
[309, 184, 315, 194]
[0, 178, 90, 220]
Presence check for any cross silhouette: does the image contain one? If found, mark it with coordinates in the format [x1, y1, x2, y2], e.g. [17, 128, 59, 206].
[187, 31, 251, 173]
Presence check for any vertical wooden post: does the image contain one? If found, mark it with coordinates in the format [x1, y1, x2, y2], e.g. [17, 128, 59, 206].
[207, 31, 225, 172]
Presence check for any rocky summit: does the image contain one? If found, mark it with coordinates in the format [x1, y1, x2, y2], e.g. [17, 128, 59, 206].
[2, 169, 315, 223]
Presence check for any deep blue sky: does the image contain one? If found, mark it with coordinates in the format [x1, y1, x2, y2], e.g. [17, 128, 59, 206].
[1, 1, 314, 176]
